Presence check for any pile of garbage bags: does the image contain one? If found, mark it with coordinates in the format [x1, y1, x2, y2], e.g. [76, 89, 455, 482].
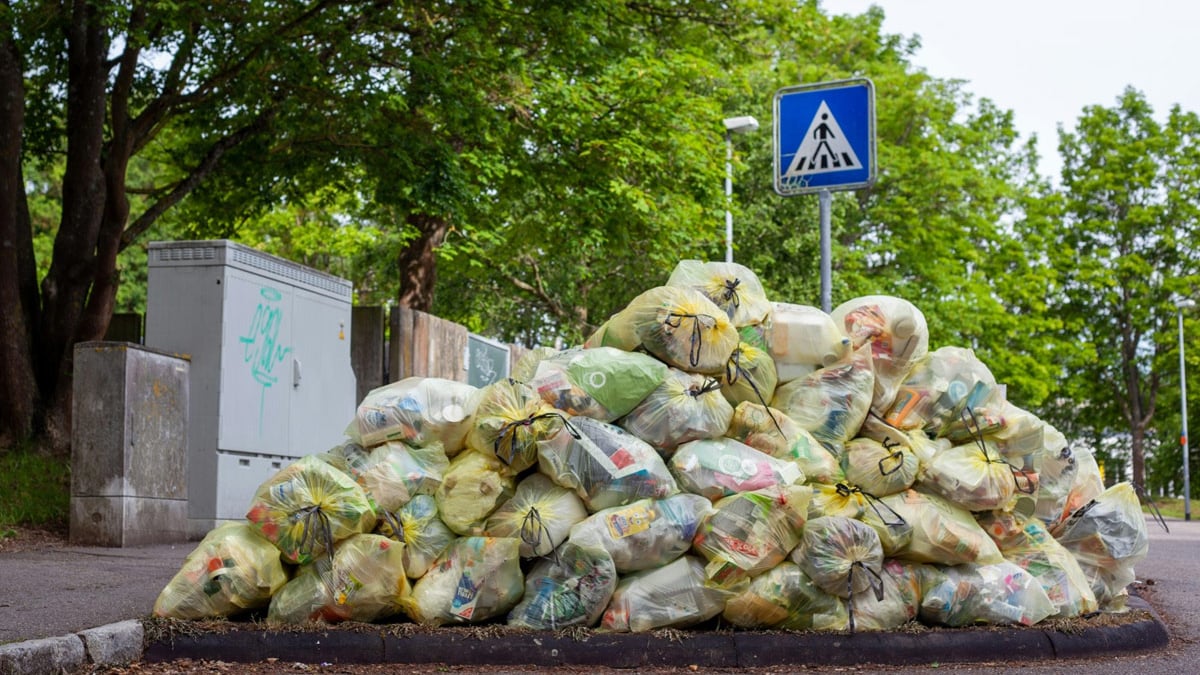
[155, 260, 1148, 634]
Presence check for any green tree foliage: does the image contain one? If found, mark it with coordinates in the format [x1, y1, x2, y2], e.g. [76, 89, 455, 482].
[1041, 88, 1200, 489]
[1, 0, 432, 449]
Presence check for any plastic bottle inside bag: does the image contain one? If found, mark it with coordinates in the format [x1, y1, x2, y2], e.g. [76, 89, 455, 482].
[764, 303, 850, 383]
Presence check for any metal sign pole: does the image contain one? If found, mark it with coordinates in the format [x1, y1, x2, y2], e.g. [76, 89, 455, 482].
[819, 189, 832, 313]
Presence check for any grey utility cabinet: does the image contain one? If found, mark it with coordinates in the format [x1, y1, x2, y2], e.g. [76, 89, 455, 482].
[146, 240, 356, 537]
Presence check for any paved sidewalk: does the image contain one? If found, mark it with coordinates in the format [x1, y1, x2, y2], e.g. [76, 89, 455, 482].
[0, 542, 187, 645]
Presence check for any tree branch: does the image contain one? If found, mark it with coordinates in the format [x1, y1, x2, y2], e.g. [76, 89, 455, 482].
[119, 108, 276, 250]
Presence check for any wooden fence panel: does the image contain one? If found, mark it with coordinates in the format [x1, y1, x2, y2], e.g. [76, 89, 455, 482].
[389, 306, 468, 383]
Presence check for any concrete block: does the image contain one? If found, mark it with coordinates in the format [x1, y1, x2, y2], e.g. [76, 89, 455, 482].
[71, 342, 190, 547]
[0, 635, 85, 675]
[70, 495, 188, 546]
[78, 620, 144, 666]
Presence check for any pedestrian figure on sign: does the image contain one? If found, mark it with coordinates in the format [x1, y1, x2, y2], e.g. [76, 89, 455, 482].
[809, 113, 842, 170]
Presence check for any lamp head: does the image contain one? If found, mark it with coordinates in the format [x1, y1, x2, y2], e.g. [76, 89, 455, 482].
[1176, 298, 1196, 310]
[723, 116, 760, 134]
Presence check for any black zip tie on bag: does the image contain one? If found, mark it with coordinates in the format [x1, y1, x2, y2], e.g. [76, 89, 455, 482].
[295, 503, 338, 594]
[1131, 481, 1170, 533]
[378, 509, 404, 541]
[877, 448, 906, 477]
[520, 506, 560, 565]
[664, 312, 716, 369]
[722, 278, 742, 311]
[690, 376, 724, 398]
[962, 406, 1036, 495]
[835, 482, 908, 530]
[494, 411, 580, 466]
[725, 347, 786, 438]
[846, 561, 886, 634]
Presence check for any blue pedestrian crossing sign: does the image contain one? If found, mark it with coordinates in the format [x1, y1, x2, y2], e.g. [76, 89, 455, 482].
[774, 79, 876, 196]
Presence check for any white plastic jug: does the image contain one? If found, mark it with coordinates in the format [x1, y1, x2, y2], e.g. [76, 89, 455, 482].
[763, 302, 850, 383]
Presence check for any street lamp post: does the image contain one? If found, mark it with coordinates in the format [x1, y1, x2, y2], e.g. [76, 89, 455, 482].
[1177, 297, 1195, 521]
[723, 115, 759, 263]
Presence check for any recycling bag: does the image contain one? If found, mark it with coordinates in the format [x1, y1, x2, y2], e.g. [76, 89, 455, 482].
[537, 416, 679, 512]
[267, 533, 410, 625]
[153, 522, 288, 620]
[245, 455, 377, 565]
[406, 537, 524, 625]
[375, 494, 457, 580]
[618, 367, 734, 454]
[568, 493, 713, 573]
[484, 473, 588, 558]
[528, 347, 669, 421]
[506, 539, 618, 630]
[600, 555, 732, 632]
[351, 377, 479, 454]
[665, 259, 772, 328]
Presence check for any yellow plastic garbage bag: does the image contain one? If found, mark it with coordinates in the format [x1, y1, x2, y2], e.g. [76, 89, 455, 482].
[847, 559, 922, 632]
[771, 344, 875, 450]
[1033, 425, 1105, 531]
[977, 509, 1098, 618]
[883, 346, 1002, 436]
[406, 537, 525, 625]
[917, 560, 1056, 626]
[153, 522, 288, 619]
[720, 342, 779, 408]
[693, 485, 811, 588]
[467, 378, 569, 473]
[434, 450, 516, 536]
[589, 286, 739, 375]
[600, 555, 733, 632]
[326, 439, 448, 513]
[506, 539, 618, 630]
[793, 516, 884, 599]
[668, 438, 804, 502]
[727, 403, 844, 485]
[485, 473, 588, 558]
[665, 260, 772, 328]
[763, 302, 850, 384]
[528, 347, 669, 422]
[1051, 482, 1149, 611]
[538, 416, 679, 512]
[721, 561, 849, 631]
[843, 436, 919, 498]
[618, 368, 734, 455]
[831, 295, 929, 414]
[375, 494, 457, 580]
[350, 377, 480, 455]
[245, 455, 377, 565]
[917, 439, 1029, 512]
[568, 493, 713, 573]
[266, 533, 409, 625]
[880, 489, 1004, 565]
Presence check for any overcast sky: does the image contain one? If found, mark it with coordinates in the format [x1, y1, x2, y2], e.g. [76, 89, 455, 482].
[830, 0, 1200, 181]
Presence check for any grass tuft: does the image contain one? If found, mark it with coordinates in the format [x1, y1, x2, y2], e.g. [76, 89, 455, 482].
[0, 446, 70, 528]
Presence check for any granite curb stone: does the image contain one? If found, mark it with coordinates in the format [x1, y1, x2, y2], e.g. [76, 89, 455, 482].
[142, 597, 1169, 669]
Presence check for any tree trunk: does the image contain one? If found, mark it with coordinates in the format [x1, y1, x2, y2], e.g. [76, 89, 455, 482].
[0, 20, 40, 447]
[1131, 423, 1146, 490]
[36, 3, 109, 454]
[396, 213, 450, 311]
